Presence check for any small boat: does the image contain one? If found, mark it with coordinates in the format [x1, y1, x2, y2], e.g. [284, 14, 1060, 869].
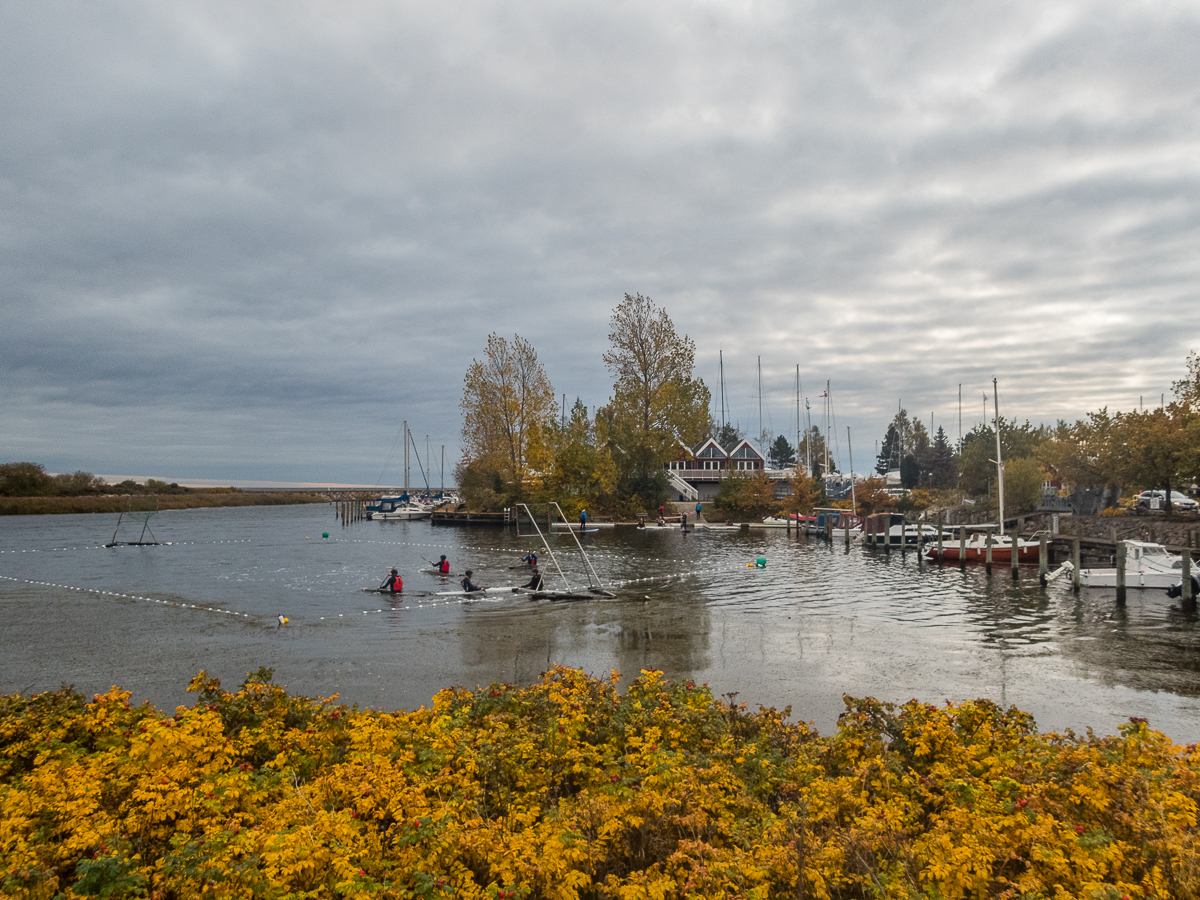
[861, 513, 945, 546]
[1079, 541, 1185, 589]
[926, 531, 1040, 563]
[1166, 575, 1200, 599]
[802, 509, 863, 536]
[366, 496, 431, 521]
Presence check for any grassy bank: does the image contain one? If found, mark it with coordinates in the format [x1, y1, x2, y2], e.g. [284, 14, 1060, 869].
[2, 666, 1197, 899]
[0, 491, 328, 516]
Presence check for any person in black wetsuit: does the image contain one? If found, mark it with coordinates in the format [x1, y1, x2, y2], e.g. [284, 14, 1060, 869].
[380, 569, 403, 593]
[519, 567, 544, 592]
[461, 570, 483, 593]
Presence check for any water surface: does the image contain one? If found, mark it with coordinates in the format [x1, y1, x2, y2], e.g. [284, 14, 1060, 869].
[2, 505, 1198, 740]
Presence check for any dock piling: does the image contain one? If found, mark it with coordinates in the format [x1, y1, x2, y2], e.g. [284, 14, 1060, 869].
[1115, 541, 1127, 604]
[985, 532, 993, 575]
[1072, 537, 1081, 593]
[1011, 525, 1020, 580]
[1039, 533, 1048, 586]
[1183, 550, 1193, 605]
[958, 526, 966, 569]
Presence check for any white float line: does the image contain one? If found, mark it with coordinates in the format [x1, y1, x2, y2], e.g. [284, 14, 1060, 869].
[332, 539, 701, 565]
[0, 575, 257, 619]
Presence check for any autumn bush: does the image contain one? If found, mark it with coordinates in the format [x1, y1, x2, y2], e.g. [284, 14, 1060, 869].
[2, 666, 1198, 899]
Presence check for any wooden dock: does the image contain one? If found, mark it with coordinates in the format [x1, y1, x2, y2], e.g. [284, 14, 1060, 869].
[430, 510, 512, 527]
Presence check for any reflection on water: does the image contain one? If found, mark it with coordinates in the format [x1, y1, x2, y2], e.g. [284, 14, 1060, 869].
[2, 505, 1199, 740]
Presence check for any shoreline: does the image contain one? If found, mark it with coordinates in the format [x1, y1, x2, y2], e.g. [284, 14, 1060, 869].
[0, 491, 329, 516]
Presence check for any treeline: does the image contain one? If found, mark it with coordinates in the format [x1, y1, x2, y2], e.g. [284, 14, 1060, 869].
[457, 294, 710, 518]
[0, 462, 195, 498]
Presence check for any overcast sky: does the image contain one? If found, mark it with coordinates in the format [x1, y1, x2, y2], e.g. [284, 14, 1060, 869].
[3, 0, 1199, 485]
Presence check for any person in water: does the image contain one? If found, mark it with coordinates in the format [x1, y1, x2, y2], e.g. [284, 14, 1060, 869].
[435, 555, 450, 574]
[637, 516, 646, 529]
[521, 550, 538, 568]
[461, 570, 482, 593]
[680, 511, 688, 532]
[381, 569, 403, 593]
[520, 566, 544, 591]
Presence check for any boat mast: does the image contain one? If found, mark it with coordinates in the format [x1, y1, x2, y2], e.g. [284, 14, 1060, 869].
[796, 365, 801, 470]
[719, 350, 728, 434]
[403, 420, 409, 494]
[757, 356, 763, 454]
[847, 426, 857, 515]
[993, 377, 1005, 537]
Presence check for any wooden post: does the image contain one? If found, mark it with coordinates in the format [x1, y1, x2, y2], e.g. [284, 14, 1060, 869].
[959, 526, 966, 569]
[825, 514, 832, 541]
[1115, 541, 1127, 604]
[936, 522, 944, 565]
[917, 522, 924, 562]
[1072, 537, 1081, 593]
[1182, 550, 1193, 604]
[844, 515, 850, 550]
[985, 531, 993, 575]
[1011, 524, 1020, 580]
[1039, 533, 1048, 586]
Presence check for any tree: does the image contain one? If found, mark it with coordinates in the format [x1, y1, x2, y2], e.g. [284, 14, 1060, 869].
[602, 293, 711, 491]
[1003, 457, 1046, 514]
[853, 475, 895, 515]
[875, 425, 900, 475]
[767, 435, 796, 469]
[1115, 405, 1194, 512]
[900, 453, 920, 490]
[927, 427, 957, 489]
[799, 425, 828, 478]
[1173, 350, 1200, 411]
[0, 462, 53, 496]
[537, 400, 620, 515]
[714, 422, 743, 454]
[784, 465, 823, 515]
[714, 470, 777, 518]
[460, 334, 556, 498]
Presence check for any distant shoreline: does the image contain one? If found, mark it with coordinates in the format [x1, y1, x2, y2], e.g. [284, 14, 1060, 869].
[0, 492, 330, 516]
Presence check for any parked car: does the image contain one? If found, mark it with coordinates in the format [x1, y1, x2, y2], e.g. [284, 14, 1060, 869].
[1134, 490, 1200, 514]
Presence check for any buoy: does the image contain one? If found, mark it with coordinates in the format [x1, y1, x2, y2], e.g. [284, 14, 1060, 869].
[322, 532, 329, 539]
[277, 615, 289, 626]
[755, 557, 767, 568]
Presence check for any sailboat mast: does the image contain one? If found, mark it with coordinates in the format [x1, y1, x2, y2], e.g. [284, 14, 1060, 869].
[403, 420, 409, 494]
[847, 426, 857, 515]
[719, 350, 727, 432]
[795, 365, 801, 469]
[757, 356, 763, 453]
[993, 377, 1005, 537]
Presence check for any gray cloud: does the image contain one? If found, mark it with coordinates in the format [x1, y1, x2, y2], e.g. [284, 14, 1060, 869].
[3, 0, 1199, 481]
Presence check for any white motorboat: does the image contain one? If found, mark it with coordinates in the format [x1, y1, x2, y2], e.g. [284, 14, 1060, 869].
[367, 496, 431, 521]
[1079, 541, 1184, 588]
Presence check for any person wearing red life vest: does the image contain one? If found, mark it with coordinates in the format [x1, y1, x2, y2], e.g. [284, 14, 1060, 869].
[379, 569, 403, 593]
[436, 555, 450, 573]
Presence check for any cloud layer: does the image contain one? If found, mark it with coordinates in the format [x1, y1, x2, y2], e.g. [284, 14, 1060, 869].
[3, 0, 1199, 481]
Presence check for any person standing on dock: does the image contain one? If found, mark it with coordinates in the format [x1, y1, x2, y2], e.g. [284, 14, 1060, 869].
[461, 570, 483, 593]
[381, 569, 403, 593]
[695, 501, 703, 522]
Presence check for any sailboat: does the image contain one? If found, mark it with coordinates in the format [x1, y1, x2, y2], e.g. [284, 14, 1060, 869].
[926, 378, 1039, 563]
[367, 421, 432, 521]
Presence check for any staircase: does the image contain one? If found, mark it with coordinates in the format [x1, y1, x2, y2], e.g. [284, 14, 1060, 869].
[666, 470, 699, 501]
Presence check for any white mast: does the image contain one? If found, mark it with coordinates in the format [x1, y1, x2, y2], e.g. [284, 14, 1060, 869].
[993, 377, 1005, 537]
[403, 420, 409, 494]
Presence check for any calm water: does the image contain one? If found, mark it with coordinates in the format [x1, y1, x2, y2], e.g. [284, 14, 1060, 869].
[2, 504, 1199, 741]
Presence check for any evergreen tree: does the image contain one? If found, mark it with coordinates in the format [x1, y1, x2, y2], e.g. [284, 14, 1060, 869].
[876, 424, 900, 475]
[715, 422, 743, 453]
[928, 426, 957, 488]
[900, 453, 920, 489]
[767, 434, 796, 468]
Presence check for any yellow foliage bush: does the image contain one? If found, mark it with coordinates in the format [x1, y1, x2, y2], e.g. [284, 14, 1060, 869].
[2, 666, 1199, 899]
